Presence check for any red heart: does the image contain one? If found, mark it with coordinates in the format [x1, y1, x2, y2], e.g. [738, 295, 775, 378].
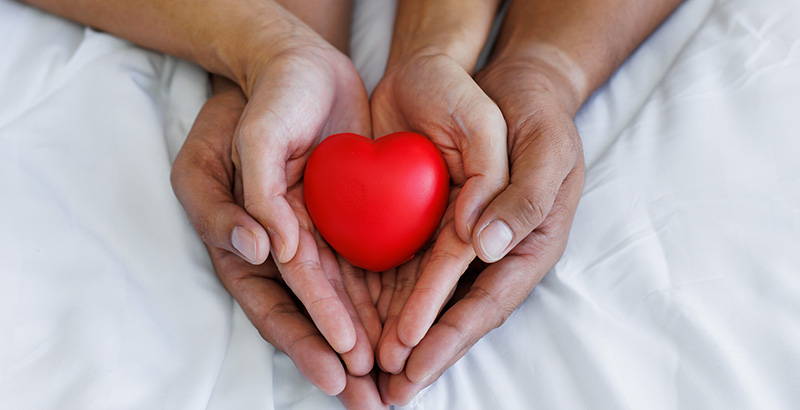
[304, 132, 449, 271]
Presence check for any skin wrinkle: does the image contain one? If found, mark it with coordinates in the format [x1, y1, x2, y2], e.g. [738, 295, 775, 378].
[282, 258, 325, 291]
[465, 284, 510, 330]
[523, 43, 589, 106]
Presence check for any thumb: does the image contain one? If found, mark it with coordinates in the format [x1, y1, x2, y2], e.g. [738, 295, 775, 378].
[444, 79, 510, 244]
[232, 78, 325, 264]
[233, 115, 300, 264]
[472, 122, 581, 263]
[171, 88, 270, 264]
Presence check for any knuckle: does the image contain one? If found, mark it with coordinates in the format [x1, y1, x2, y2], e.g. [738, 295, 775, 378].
[394, 275, 419, 298]
[284, 258, 324, 279]
[413, 285, 449, 306]
[352, 298, 377, 316]
[283, 331, 318, 359]
[437, 317, 473, 354]
[242, 196, 272, 221]
[426, 246, 469, 268]
[326, 276, 347, 298]
[256, 300, 304, 346]
[308, 294, 342, 315]
[234, 120, 262, 143]
[515, 191, 548, 230]
[262, 300, 302, 326]
[467, 286, 513, 330]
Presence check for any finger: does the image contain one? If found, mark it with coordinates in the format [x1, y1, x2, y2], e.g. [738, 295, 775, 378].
[235, 119, 299, 263]
[380, 137, 586, 404]
[316, 246, 374, 377]
[379, 253, 541, 405]
[400, 165, 585, 391]
[234, 75, 326, 263]
[171, 89, 270, 264]
[276, 228, 357, 355]
[473, 117, 582, 263]
[324, 67, 373, 139]
[376, 224, 474, 373]
[372, 61, 509, 240]
[448, 79, 509, 244]
[338, 371, 389, 410]
[367, 270, 383, 307]
[339, 257, 383, 350]
[376, 268, 396, 323]
[396, 222, 475, 348]
[209, 247, 346, 396]
[375, 256, 421, 374]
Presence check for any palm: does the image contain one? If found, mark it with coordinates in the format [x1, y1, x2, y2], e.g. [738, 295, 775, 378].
[372, 54, 504, 190]
[235, 46, 370, 191]
[172, 64, 384, 406]
[229, 43, 371, 265]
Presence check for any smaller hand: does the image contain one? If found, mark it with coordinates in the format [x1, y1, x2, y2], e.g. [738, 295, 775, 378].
[171, 76, 385, 408]
[377, 57, 586, 404]
[371, 52, 510, 375]
[225, 19, 376, 359]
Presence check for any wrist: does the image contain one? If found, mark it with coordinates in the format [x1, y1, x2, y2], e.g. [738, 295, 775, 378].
[191, 1, 322, 96]
[386, 35, 483, 74]
[275, 0, 354, 53]
[486, 43, 589, 116]
[386, 0, 501, 72]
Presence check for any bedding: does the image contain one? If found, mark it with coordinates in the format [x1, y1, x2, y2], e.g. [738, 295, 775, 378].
[1, 0, 799, 409]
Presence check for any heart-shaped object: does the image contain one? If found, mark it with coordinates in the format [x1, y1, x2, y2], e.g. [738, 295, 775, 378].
[304, 132, 449, 271]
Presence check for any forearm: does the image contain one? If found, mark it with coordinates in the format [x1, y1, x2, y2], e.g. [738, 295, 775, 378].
[209, 0, 355, 94]
[20, 0, 307, 92]
[493, 0, 682, 113]
[388, 0, 503, 71]
[277, 0, 353, 53]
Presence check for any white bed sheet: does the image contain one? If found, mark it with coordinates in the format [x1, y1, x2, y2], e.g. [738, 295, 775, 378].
[1, 0, 799, 409]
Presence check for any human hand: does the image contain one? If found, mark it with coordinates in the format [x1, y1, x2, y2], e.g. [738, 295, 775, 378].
[224, 10, 378, 363]
[377, 52, 586, 403]
[370, 49, 510, 375]
[171, 4, 387, 407]
[171, 76, 386, 408]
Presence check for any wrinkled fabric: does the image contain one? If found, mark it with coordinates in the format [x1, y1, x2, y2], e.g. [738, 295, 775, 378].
[1, 0, 799, 409]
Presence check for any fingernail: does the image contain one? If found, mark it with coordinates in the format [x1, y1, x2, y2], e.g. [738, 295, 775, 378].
[466, 208, 481, 239]
[267, 228, 287, 263]
[231, 225, 258, 264]
[478, 220, 513, 262]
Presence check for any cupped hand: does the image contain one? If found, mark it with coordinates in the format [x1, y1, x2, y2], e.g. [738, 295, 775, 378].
[171, 76, 386, 409]
[377, 57, 586, 404]
[370, 52, 509, 374]
[223, 16, 375, 359]
[231, 23, 370, 266]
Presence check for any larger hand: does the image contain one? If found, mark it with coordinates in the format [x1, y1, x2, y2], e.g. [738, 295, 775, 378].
[171, 77, 385, 409]
[227, 15, 377, 364]
[371, 50, 510, 375]
[368, 0, 508, 378]
[377, 0, 682, 399]
[379, 56, 585, 405]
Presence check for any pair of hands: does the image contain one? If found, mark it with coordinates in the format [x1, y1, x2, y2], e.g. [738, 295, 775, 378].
[21, 0, 676, 406]
[171, 20, 585, 409]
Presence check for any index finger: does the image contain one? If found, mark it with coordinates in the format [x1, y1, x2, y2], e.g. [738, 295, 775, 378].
[381, 250, 541, 404]
[275, 228, 357, 355]
[395, 222, 476, 348]
[390, 164, 584, 396]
